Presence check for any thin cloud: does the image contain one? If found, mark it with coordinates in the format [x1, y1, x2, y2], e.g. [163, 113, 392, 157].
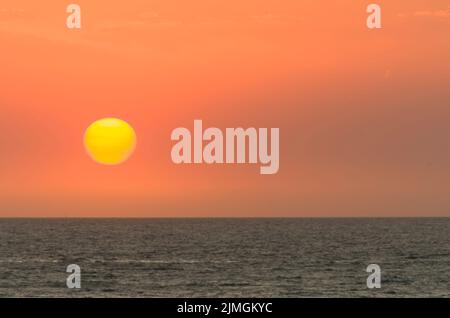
[0, 21, 115, 51]
[96, 11, 182, 31]
[399, 6, 450, 19]
[0, 7, 25, 19]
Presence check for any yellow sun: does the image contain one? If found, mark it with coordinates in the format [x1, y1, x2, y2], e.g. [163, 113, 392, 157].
[84, 118, 137, 165]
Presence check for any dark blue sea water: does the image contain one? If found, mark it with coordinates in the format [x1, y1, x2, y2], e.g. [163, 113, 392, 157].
[0, 218, 448, 297]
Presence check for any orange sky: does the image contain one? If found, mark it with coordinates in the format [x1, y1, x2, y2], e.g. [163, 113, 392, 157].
[1, 0, 450, 217]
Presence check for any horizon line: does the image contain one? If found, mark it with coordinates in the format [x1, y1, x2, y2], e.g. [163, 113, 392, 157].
[0, 216, 448, 219]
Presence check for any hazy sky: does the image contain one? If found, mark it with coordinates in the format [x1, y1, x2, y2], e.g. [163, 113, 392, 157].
[1, 0, 450, 216]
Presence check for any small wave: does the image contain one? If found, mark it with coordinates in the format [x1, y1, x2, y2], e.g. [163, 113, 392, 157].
[0, 258, 60, 263]
[109, 259, 239, 264]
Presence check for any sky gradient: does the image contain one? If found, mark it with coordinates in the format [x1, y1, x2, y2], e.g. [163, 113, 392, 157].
[1, 0, 450, 217]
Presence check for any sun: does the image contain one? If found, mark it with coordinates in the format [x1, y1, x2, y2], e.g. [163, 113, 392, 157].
[84, 118, 137, 165]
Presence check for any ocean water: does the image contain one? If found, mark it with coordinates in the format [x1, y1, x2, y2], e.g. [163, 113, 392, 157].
[0, 218, 448, 297]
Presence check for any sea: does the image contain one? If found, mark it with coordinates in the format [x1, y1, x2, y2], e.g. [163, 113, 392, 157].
[0, 218, 448, 297]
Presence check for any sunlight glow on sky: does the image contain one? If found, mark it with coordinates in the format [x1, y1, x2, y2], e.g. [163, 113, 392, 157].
[1, 0, 450, 216]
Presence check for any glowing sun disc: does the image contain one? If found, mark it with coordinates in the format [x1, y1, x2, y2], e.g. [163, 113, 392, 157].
[84, 118, 137, 165]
